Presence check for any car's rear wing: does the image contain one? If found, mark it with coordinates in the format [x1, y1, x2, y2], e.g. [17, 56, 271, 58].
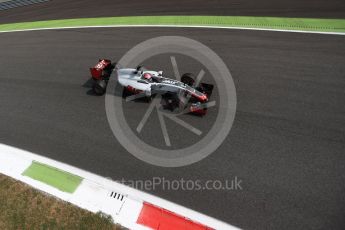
[90, 59, 115, 80]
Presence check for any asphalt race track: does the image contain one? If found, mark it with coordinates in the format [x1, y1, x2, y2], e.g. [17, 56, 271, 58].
[1, 0, 345, 229]
[1, 27, 345, 230]
[0, 0, 345, 24]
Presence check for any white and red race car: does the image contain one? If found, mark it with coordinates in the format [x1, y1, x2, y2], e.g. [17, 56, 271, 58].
[90, 59, 214, 115]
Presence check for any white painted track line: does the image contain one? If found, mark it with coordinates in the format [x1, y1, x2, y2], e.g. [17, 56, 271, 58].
[0, 24, 344, 35]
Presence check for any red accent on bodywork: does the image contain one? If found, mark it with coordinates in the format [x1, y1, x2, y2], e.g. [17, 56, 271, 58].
[137, 202, 213, 230]
[190, 105, 207, 115]
[191, 92, 208, 103]
[197, 94, 208, 102]
[126, 86, 142, 94]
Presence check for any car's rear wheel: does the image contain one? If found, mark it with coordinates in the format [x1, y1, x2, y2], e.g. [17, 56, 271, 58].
[181, 73, 195, 87]
[93, 80, 107, 95]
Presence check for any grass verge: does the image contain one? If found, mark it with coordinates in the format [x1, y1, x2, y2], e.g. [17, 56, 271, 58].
[0, 173, 121, 230]
[0, 16, 344, 33]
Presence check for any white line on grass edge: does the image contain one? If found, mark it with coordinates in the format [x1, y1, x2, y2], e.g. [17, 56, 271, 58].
[0, 24, 344, 35]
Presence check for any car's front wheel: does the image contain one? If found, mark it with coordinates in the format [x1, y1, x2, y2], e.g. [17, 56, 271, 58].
[181, 73, 195, 87]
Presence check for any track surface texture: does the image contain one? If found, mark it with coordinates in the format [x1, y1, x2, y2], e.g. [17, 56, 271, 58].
[1, 27, 345, 230]
[0, 0, 345, 24]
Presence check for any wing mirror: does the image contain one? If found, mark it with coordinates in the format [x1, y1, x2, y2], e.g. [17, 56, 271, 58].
[158, 71, 163, 76]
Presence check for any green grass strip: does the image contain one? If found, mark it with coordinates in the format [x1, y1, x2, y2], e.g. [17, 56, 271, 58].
[22, 161, 83, 193]
[0, 16, 344, 33]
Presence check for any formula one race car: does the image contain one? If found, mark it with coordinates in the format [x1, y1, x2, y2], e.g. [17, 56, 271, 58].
[89, 59, 214, 115]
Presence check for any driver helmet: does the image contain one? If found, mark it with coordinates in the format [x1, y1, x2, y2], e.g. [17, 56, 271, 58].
[143, 73, 152, 80]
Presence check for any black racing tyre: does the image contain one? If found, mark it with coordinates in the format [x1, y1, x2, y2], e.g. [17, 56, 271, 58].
[122, 87, 133, 98]
[181, 73, 195, 87]
[93, 80, 107, 95]
[145, 95, 153, 103]
[111, 62, 117, 69]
